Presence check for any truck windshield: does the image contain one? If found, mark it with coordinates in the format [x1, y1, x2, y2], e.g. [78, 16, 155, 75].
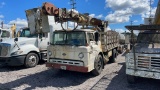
[20, 29, 38, 37]
[52, 31, 86, 46]
[1, 31, 10, 38]
[137, 32, 160, 43]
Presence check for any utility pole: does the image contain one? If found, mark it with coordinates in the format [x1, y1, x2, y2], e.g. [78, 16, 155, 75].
[149, 0, 153, 24]
[70, 0, 76, 28]
[130, 20, 133, 26]
[1, 21, 3, 29]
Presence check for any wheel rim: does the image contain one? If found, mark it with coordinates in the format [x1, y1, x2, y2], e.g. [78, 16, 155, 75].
[97, 60, 102, 70]
[28, 55, 37, 65]
[96, 57, 102, 71]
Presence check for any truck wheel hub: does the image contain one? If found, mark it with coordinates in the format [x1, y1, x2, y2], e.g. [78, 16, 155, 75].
[29, 55, 37, 65]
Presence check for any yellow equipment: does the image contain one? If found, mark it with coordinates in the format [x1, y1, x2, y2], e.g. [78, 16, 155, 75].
[11, 23, 16, 38]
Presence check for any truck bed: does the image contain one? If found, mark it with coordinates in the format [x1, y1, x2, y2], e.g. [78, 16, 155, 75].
[100, 30, 119, 52]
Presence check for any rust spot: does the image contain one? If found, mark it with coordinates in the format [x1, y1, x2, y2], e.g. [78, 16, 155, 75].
[42, 2, 58, 15]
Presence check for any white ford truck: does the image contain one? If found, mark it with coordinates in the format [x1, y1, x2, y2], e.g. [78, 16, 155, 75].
[25, 2, 121, 75]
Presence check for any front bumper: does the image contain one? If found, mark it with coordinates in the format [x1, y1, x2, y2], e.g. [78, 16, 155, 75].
[126, 68, 160, 79]
[0, 55, 26, 66]
[46, 62, 88, 73]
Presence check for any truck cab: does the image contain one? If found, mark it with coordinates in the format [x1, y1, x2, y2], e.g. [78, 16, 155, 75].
[46, 28, 119, 75]
[46, 29, 102, 74]
[0, 27, 50, 67]
[125, 25, 160, 83]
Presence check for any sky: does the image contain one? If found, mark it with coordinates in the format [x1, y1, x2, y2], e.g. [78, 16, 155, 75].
[0, 0, 159, 33]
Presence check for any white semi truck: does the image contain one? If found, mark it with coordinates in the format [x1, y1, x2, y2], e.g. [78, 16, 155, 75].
[26, 2, 120, 75]
[125, 24, 160, 83]
[0, 16, 63, 67]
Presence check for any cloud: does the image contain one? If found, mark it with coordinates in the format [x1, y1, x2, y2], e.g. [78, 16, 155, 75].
[96, 14, 103, 19]
[89, 14, 95, 17]
[89, 14, 103, 19]
[105, 8, 132, 23]
[105, 0, 132, 10]
[3, 18, 28, 31]
[0, 2, 5, 8]
[105, 0, 156, 23]
[0, 15, 4, 18]
[141, 7, 157, 19]
[115, 29, 125, 33]
[68, 9, 79, 13]
[68, 21, 78, 28]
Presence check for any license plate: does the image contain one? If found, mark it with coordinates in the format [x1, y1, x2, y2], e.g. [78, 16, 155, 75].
[60, 66, 66, 70]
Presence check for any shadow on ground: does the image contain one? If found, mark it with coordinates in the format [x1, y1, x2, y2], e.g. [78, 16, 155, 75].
[0, 60, 46, 72]
[0, 68, 93, 90]
[91, 59, 160, 90]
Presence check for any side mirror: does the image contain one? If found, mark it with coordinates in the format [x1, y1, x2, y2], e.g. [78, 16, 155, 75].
[95, 32, 99, 42]
[14, 37, 18, 42]
[47, 42, 50, 45]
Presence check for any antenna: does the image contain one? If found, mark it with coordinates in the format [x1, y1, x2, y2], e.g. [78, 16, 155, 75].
[70, 0, 76, 28]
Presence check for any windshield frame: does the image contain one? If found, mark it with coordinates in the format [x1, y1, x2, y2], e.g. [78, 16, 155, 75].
[137, 32, 160, 43]
[19, 29, 38, 38]
[1, 30, 10, 38]
[51, 31, 87, 46]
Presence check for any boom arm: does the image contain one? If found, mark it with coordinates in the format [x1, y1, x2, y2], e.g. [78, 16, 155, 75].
[25, 2, 108, 34]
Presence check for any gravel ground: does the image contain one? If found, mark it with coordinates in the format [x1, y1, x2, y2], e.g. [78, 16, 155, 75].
[0, 52, 160, 90]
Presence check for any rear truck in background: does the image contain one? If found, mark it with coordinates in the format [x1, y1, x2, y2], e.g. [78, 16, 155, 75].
[117, 33, 125, 54]
[0, 16, 63, 67]
[125, 25, 160, 83]
[26, 2, 120, 75]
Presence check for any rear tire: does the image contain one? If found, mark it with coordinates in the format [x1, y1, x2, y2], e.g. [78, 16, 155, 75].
[24, 53, 39, 68]
[110, 49, 117, 63]
[127, 75, 136, 84]
[92, 55, 103, 76]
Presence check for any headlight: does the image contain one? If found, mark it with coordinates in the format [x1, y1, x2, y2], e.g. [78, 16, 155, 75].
[11, 50, 23, 56]
[48, 51, 52, 56]
[78, 52, 84, 59]
[128, 58, 134, 63]
[128, 63, 134, 67]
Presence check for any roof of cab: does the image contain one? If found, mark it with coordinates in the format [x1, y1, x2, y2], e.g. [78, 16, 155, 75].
[0, 28, 11, 32]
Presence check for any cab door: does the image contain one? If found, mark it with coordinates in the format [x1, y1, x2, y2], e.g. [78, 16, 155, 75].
[38, 33, 49, 51]
[87, 33, 98, 62]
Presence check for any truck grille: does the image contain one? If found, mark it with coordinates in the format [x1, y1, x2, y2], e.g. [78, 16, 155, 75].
[50, 59, 84, 66]
[0, 45, 9, 56]
[137, 56, 160, 70]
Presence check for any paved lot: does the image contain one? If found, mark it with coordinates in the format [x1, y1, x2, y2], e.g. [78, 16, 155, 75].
[0, 52, 160, 90]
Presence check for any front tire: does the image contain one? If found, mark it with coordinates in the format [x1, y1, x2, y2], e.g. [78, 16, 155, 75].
[92, 55, 103, 76]
[24, 53, 39, 68]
